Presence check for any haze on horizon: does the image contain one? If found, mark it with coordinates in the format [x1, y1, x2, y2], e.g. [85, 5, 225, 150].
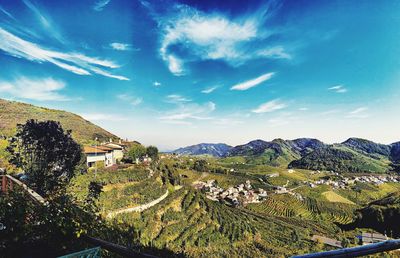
[0, 0, 399, 150]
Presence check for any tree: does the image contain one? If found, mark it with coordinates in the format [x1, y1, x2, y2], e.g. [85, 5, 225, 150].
[126, 144, 146, 162]
[193, 159, 208, 172]
[146, 146, 159, 161]
[6, 120, 81, 196]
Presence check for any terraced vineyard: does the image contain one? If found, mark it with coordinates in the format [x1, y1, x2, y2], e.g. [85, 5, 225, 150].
[247, 194, 356, 224]
[111, 188, 340, 257]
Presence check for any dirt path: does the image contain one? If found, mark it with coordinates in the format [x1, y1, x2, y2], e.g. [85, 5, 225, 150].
[106, 189, 169, 219]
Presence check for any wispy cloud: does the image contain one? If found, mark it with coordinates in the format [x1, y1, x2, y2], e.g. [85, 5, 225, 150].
[22, 0, 64, 43]
[328, 84, 348, 93]
[117, 94, 142, 106]
[0, 5, 15, 20]
[0, 27, 128, 80]
[152, 3, 289, 75]
[110, 42, 132, 51]
[257, 46, 291, 59]
[160, 101, 215, 124]
[153, 81, 162, 87]
[201, 85, 219, 94]
[165, 94, 191, 104]
[0, 77, 69, 101]
[93, 0, 111, 11]
[299, 107, 309, 111]
[231, 72, 274, 91]
[80, 113, 127, 121]
[252, 99, 287, 113]
[347, 107, 368, 118]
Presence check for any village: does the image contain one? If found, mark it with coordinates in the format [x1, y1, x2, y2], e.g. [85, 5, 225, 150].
[194, 180, 268, 206]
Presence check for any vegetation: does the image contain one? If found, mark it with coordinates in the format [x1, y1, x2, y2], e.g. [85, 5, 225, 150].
[125, 144, 146, 162]
[0, 98, 117, 143]
[289, 146, 389, 173]
[7, 120, 81, 196]
[146, 145, 159, 161]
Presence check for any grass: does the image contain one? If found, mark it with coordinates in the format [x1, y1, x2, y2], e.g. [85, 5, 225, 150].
[322, 191, 355, 205]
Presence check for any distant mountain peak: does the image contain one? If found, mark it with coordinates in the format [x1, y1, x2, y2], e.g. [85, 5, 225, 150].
[173, 143, 232, 157]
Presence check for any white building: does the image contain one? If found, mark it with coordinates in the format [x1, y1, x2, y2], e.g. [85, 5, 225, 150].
[84, 146, 115, 167]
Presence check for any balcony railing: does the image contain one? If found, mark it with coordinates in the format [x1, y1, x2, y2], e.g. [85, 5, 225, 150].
[292, 239, 400, 258]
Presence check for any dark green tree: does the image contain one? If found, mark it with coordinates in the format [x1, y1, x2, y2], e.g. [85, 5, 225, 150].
[146, 145, 159, 161]
[193, 159, 208, 172]
[6, 119, 81, 196]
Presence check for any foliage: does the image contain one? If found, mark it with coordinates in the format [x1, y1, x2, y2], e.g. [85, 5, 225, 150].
[0, 98, 118, 144]
[289, 146, 389, 173]
[192, 159, 208, 172]
[146, 146, 159, 161]
[126, 144, 146, 162]
[7, 120, 81, 196]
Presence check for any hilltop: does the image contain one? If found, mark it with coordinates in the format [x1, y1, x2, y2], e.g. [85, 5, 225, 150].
[0, 98, 118, 144]
[173, 143, 232, 157]
[175, 138, 399, 173]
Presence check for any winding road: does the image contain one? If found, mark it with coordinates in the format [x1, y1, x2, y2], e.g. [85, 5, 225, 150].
[106, 189, 169, 219]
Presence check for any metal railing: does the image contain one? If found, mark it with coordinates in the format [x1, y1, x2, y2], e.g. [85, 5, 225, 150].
[58, 247, 101, 258]
[292, 239, 400, 258]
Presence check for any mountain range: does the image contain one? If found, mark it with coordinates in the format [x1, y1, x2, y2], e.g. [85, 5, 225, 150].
[173, 138, 400, 173]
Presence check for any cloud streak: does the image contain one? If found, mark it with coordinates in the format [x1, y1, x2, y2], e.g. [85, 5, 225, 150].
[117, 94, 142, 106]
[252, 99, 287, 113]
[0, 27, 128, 80]
[159, 101, 215, 124]
[201, 85, 218, 94]
[328, 84, 348, 93]
[93, 0, 111, 11]
[347, 107, 368, 118]
[0, 77, 69, 101]
[231, 72, 274, 91]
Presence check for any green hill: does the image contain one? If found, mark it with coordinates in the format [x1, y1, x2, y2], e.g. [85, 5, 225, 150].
[352, 191, 400, 237]
[288, 145, 390, 173]
[0, 98, 118, 144]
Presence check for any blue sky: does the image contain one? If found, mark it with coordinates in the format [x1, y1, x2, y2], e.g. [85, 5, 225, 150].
[0, 0, 399, 150]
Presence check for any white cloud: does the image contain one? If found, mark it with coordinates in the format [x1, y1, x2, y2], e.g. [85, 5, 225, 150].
[80, 113, 127, 121]
[201, 86, 218, 94]
[0, 27, 128, 80]
[252, 99, 287, 113]
[328, 84, 348, 93]
[257, 46, 291, 59]
[93, 0, 111, 11]
[165, 94, 191, 103]
[110, 42, 131, 51]
[231, 72, 274, 91]
[299, 107, 309, 111]
[156, 4, 289, 75]
[159, 101, 215, 124]
[347, 107, 368, 118]
[117, 94, 142, 106]
[0, 77, 69, 101]
[153, 81, 162, 87]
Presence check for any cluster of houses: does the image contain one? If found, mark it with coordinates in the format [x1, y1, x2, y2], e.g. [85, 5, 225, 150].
[309, 175, 400, 189]
[194, 180, 268, 206]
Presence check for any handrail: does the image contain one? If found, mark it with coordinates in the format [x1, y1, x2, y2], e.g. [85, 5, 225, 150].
[0, 174, 159, 258]
[82, 235, 158, 258]
[292, 239, 400, 258]
[0, 175, 46, 205]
